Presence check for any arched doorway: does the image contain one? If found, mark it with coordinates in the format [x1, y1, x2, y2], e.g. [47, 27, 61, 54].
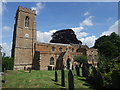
[66, 58, 70, 69]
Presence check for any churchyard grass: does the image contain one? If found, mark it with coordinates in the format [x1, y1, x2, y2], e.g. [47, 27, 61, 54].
[2, 69, 92, 89]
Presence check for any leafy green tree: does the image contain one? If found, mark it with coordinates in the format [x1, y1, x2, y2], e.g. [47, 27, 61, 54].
[98, 55, 114, 73]
[94, 35, 109, 48]
[98, 41, 118, 59]
[74, 55, 87, 67]
[94, 32, 120, 59]
[2, 56, 14, 71]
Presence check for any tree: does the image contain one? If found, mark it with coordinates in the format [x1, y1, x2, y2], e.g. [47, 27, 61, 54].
[94, 32, 120, 59]
[2, 56, 14, 71]
[94, 35, 109, 49]
[50, 29, 82, 44]
[74, 55, 87, 67]
[99, 41, 118, 59]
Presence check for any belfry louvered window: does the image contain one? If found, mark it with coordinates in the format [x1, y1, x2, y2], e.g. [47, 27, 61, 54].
[25, 16, 29, 27]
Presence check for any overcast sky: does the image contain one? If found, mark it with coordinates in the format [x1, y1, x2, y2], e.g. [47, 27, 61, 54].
[1, 2, 119, 56]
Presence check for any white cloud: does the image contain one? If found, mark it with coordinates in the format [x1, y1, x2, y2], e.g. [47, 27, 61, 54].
[71, 27, 88, 39]
[84, 12, 89, 16]
[0, 0, 7, 14]
[101, 20, 118, 36]
[2, 0, 7, 3]
[37, 29, 57, 43]
[71, 27, 84, 31]
[80, 35, 97, 47]
[0, 42, 11, 56]
[31, 2, 44, 14]
[71, 27, 84, 34]
[3, 26, 11, 31]
[80, 16, 94, 26]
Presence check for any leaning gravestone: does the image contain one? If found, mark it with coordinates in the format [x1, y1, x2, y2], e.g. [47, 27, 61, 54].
[61, 69, 65, 87]
[68, 70, 74, 90]
[55, 70, 58, 82]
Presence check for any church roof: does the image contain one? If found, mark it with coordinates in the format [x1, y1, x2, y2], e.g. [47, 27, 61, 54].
[36, 42, 81, 47]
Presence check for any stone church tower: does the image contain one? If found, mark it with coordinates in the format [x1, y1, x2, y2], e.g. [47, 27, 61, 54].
[11, 6, 36, 70]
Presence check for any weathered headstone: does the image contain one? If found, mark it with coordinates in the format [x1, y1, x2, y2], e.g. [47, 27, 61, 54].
[24, 66, 26, 70]
[111, 70, 120, 88]
[75, 65, 80, 76]
[55, 70, 58, 82]
[61, 69, 65, 87]
[82, 63, 89, 77]
[28, 67, 31, 73]
[3, 68, 6, 83]
[68, 70, 74, 90]
[97, 70, 104, 88]
[92, 66, 104, 88]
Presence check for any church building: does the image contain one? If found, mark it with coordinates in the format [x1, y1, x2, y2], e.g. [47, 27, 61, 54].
[11, 6, 98, 70]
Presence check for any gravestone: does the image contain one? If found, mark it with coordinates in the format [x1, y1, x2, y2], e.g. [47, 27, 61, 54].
[24, 66, 26, 70]
[55, 70, 58, 82]
[28, 67, 31, 73]
[92, 66, 104, 88]
[82, 63, 89, 77]
[111, 70, 120, 88]
[75, 65, 80, 76]
[68, 70, 74, 90]
[97, 70, 104, 88]
[61, 69, 65, 87]
[2, 68, 6, 83]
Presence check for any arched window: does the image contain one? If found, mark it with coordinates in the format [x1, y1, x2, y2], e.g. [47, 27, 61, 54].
[72, 48, 74, 52]
[25, 16, 29, 27]
[50, 57, 54, 65]
[66, 48, 68, 51]
[89, 55, 92, 61]
[52, 47, 55, 51]
[59, 48, 62, 52]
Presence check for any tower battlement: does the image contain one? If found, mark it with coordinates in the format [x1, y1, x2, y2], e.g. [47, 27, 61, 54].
[18, 6, 36, 15]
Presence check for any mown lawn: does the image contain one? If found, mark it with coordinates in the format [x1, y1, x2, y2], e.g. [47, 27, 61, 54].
[2, 69, 93, 89]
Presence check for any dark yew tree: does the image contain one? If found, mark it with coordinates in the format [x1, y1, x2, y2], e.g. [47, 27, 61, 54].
[50, 29, 82, 44]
